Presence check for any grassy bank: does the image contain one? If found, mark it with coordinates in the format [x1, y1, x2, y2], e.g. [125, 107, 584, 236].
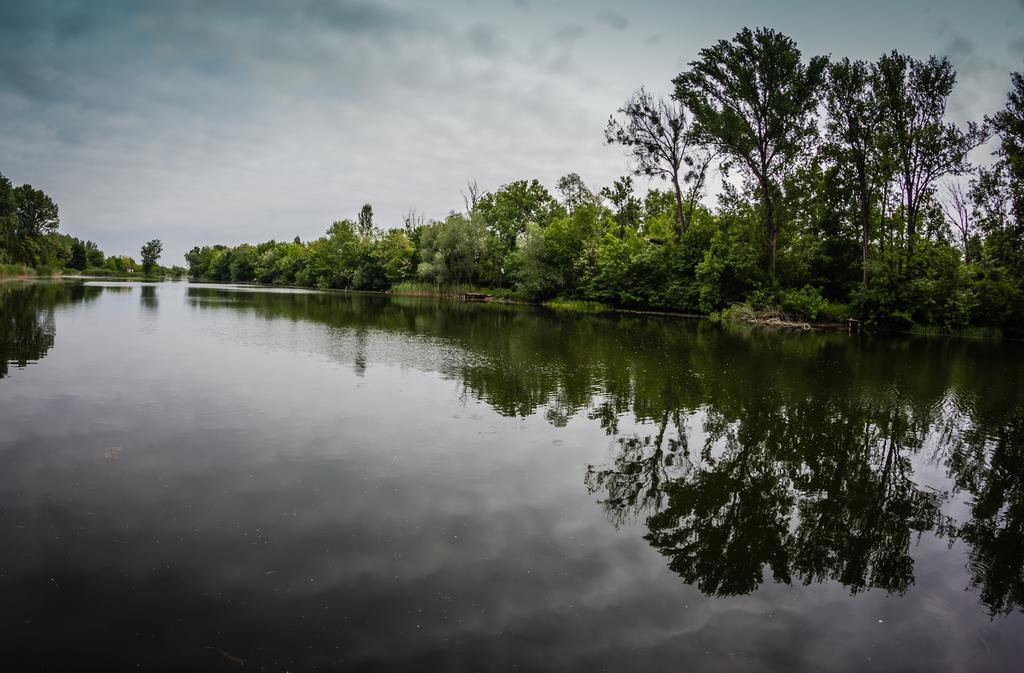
[389, 281, 522, 301]
[0, 263, 36, 279]
[0, 263, 68, 280]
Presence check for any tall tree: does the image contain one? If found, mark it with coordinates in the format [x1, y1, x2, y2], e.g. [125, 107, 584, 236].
[823, 58, 883, 287]
[605, 88, 711, 236]
[674, 28, 827, 278]
[140, 239, 163, 273]
[987, 72, 1024, 230]
[874, 51, 984, 266]
[357, 204, 374, 239]
[0, 172, 17, 262]
[989, 72, 1024, 185]
[10, 183, 59, 265]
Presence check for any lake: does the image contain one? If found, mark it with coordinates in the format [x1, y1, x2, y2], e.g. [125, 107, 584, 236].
[1, 280, 1023, 672]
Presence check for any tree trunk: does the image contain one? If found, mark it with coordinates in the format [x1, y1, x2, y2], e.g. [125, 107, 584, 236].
[761, 179, 777, 281]
[672, 170, 686, 237]
[858, 165, 870, 289]
[905, 193, 916, 270]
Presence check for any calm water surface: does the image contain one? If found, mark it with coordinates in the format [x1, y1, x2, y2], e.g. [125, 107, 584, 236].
[1, 280, 1023, 672]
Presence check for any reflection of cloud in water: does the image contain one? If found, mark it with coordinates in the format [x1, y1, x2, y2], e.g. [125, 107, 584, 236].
[1, 282, 1023, 670]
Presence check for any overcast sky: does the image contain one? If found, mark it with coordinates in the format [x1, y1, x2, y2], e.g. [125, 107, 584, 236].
[2, 0, 1023, 263]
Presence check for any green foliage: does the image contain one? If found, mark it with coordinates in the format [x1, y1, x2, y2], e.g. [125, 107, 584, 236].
[416, 214, 489, 286]
[675, 27, 827, 277]
[7, 29, 1017, 337]
[140, 239, 163, 273]
[373, 229, 415, 285]
[695, 209, 764, 313]
[477, 179, 561, 251]
[779, 286, 829, 321]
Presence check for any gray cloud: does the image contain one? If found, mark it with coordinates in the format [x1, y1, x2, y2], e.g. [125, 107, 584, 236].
[303, 0, 435, 34]
[944, 33, 974, 59]
[595, 9, 630, 31]
[465, 24, 508, 57]
[554, 24, 588, 42]
[0, 0, 1020, 263]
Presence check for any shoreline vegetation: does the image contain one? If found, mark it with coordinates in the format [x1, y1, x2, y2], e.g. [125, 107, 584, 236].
[179, 29, 1024, 340]
[5, 26, 1024, 341]
[0, 264, 185, 282]
[180, 276, 1010, 340]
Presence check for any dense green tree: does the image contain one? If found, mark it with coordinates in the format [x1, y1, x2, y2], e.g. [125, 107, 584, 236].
[599, 176, 643, 238]
[477, 179, 561, 250]
[2, 182, 60, 265]
[674, 27, 827, 278]
[0, 173, 17, 264]
[874, 51, 984, 267]
[373, 228, 415, 285]
[555, 173, 594, 214]
[140, 239, 163, 273]
[823, 58, 884, 287]
[416, 214, 489, 285]
[174, 30, 1024, 335]
[357, 204, 374, 239]
[69, 239, 88, 270]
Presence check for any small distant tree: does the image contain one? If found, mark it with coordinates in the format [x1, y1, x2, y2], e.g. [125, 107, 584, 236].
[600, 176, 643, 238]
[556, 172, 594, 214]
[460, 180, 481, 218]
[141, 239, 163, 273]
[940, 182, 974, 264]
[357, 204, 374, 239]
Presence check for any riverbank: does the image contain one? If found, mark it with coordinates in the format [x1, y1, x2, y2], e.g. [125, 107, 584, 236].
[37, 272, 1011, 340]
[0, 268, 186, 282]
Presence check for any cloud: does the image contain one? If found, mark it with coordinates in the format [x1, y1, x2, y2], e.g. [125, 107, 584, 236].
[943, 33, 974, 59]
[0, 0, 627, 262]
[302, 0, 435, 35]
[465, 24, 508, 58]
[0, 0, 1018, 264]
[1011, 35, 1024, 57]
[595, 9, 630, 31]
[554, 24, 588, 42]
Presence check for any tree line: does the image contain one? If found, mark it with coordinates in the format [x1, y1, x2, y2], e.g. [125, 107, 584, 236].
[0, 171, 173, 277]
[176, 27, 1018, 333]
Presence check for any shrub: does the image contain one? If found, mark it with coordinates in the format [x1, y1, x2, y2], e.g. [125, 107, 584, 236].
[779, 285, 829, 320]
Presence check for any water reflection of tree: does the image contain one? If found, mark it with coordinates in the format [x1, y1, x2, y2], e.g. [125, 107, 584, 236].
[183, 286, 1024, 615]
[587, 384, 956, 598]
[944, 392, 1024, 616]
[0, 283, 101, 378]
[140, 285, 158, 310]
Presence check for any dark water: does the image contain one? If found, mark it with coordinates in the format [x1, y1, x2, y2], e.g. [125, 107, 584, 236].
[1, 280, 1023, 672]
